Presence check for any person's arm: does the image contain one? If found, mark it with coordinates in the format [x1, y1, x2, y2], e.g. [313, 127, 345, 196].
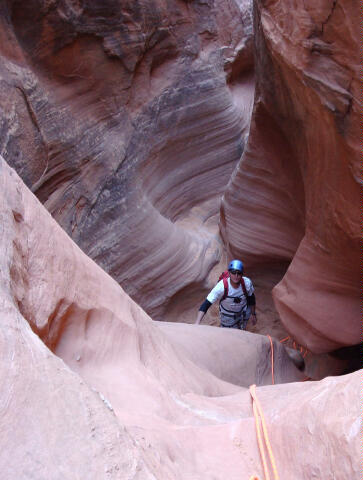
[247, 293, 257, 325]
[195, 281, 224, 324]
[195, 299, 212, 324]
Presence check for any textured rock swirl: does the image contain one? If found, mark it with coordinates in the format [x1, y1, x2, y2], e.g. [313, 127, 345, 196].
[0, 0, 255, 319]
[221, 0, 361, 353]
[1, 158, 360, 479]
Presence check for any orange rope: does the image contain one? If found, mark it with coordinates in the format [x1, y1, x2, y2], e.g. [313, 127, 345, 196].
[249, 384, 280, 480]
[279, 336, 289, 343]
[252, 398, 270, 480]
[280, 335, 310, 360]
[247, 339, 277, 479]
[267, 335, 275, 385]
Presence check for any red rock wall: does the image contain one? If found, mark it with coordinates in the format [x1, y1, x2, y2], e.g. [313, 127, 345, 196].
[0, 2, 361, 477]
[220, 0, 361, 353]
[1, 0, 359, 351]
[0, 0, 255, 319]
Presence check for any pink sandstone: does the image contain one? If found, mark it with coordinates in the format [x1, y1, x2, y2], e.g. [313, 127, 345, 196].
[220, 0, 360, 353]
[0, 156, 360, 479]
[0, 0, 255, 321]
[0, 0, 361, 475]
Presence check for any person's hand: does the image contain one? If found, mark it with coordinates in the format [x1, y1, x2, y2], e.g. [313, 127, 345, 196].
[251, 313, 257, 325]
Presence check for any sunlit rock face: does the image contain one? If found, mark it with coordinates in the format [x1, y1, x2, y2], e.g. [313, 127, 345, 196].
[1, 158, 360, 479]
[220, 0, 360, 353]
[0, 0, 255, 319]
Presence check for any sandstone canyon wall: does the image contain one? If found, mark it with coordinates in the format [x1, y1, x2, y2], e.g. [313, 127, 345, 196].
[0, 0, 361, 476]
[1, 157, 360, 479]
[0, 0, 255, 320]
[220, 0, 361, 354]
[1, 0, 359, 359]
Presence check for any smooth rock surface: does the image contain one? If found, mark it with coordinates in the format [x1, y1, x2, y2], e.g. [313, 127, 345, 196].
[1, 157, 361, 480]
[158, 322, 305, 386]
[0, 159, 362, 480]
[0, 160, 158, 479]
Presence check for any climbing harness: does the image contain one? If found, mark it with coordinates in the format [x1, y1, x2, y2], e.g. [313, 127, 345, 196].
[249, 384, 280, 480]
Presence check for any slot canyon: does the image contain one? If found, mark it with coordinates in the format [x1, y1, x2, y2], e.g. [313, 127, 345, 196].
[0, 0, 360, 478]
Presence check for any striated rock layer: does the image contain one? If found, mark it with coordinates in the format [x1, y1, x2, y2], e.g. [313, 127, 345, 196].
[1, 157, 361, 479]
[0, 0, 255, 319]
[220, 0, 361, 353]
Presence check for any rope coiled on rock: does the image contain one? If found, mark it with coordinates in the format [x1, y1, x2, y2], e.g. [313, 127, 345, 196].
[249, 384, 280, 480]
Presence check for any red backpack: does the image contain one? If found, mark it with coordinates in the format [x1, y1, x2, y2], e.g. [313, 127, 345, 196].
[218, 271, 247, 300]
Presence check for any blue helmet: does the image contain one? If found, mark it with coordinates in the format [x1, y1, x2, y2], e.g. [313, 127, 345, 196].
[228, 259, 244, 273]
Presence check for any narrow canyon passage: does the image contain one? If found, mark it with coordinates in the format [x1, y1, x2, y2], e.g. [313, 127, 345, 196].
[0, 0, 360, 479]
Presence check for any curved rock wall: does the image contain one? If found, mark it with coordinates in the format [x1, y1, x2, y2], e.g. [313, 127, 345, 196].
[220, 0, 361, 353]
[0, 0, 255, 318]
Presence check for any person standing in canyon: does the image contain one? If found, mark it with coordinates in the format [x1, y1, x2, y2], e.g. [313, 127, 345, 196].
[195, 259, 257, 329]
